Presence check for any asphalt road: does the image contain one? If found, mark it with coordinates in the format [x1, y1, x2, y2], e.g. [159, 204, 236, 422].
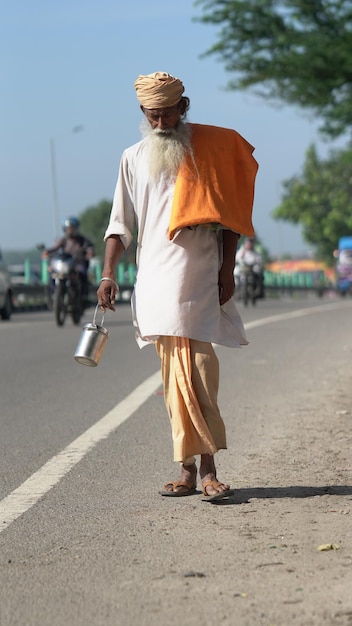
[0, 294, 351, 626]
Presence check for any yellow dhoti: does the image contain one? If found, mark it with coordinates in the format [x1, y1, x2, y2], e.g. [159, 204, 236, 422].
[155, 336, 227, 463]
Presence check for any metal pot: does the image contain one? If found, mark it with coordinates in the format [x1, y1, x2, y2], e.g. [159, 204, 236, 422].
[74, 305, 109, 367]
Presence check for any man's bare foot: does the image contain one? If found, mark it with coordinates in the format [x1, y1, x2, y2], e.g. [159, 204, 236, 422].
[160, 463, 197, 496]
[200, 454, 230, 496]
[201, 477, 231, 496]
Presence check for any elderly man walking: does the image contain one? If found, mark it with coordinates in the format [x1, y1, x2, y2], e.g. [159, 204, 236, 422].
[97, 71, 258, 500]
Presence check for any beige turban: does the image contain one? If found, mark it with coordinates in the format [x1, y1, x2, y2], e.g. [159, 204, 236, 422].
[134, 71, 185, 108]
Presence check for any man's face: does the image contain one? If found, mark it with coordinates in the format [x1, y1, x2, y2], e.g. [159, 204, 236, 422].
[140, 109, 191, 180]
[141, 103, 184, 130]
[65, 226, 78, 238]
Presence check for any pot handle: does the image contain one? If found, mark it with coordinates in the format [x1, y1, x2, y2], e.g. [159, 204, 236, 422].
[92, 303, 105, 327]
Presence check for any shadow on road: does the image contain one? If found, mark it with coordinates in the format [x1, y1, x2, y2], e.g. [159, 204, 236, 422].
[208, 484, 352, 505]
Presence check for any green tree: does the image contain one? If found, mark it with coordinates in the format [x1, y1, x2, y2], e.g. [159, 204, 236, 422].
[272, 144, 352, 263]
[78, 199, 112, 259]
[194, 0, 352, 136]
[79, 199, 137, 264]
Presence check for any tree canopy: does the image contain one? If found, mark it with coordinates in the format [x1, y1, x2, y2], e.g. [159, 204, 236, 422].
[78, 199, 112, 259]
[79, 199, 136, 264]
[272, 144, 352, 263]
[194, 0, 352, 136]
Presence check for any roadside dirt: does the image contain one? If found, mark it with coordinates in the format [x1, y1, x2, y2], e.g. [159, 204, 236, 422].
[208, 370, 352, 626]
[131, 311, 352, 626]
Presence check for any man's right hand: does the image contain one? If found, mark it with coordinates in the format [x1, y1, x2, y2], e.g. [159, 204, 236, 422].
[97, 278, 119, 312]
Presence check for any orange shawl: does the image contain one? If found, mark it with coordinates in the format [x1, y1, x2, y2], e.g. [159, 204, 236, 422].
[168, 123, 258, 240]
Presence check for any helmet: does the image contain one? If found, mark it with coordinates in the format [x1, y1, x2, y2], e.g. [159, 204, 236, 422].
[62, 216, 80, 231]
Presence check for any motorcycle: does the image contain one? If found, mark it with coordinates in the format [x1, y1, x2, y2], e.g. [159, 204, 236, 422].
[239, 263, 263, 306]
[49, 252, 85, 326]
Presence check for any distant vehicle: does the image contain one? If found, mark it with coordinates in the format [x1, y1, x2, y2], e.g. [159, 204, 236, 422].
[238, 263, 262, 306]
[48, 252, 86, 326]
[336, 236, 352, 296]
[0, 250, 12, 320]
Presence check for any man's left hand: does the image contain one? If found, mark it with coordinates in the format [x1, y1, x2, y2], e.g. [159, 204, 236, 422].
[218, 265, 235, 306]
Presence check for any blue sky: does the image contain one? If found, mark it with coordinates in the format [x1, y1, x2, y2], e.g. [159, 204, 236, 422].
[0, 0, 341, 256]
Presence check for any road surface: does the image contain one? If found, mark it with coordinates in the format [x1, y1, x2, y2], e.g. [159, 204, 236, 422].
[1, 294, 352, 626]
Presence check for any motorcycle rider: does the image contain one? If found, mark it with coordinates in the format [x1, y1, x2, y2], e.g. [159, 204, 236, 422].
[235, 237, 265, 298]
[42, 217, 95, 304]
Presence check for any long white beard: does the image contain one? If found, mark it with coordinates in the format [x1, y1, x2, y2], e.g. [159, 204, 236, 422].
[140, 119, 192, 181]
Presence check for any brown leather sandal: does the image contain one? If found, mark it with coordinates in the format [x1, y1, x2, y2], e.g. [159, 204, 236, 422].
[159, 480, 197, 497]
[202, 479, 234, 501]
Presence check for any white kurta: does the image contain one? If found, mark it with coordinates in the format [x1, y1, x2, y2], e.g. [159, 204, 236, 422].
[104, 137, 248, 349]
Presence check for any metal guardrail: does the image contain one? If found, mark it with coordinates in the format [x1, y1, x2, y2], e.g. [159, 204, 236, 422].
[11, 259, 339, 312]
[11, 283, 134, 311]
[11, 282, 338, 313]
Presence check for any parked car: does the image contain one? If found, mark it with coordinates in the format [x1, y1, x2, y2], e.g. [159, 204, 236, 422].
[0, 250, 12, 320]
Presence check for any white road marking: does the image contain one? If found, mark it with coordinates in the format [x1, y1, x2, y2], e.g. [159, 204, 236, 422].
[0, 299, 350, 533]
[244, 300, 348, 330]
[0, 371, 161, 533]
